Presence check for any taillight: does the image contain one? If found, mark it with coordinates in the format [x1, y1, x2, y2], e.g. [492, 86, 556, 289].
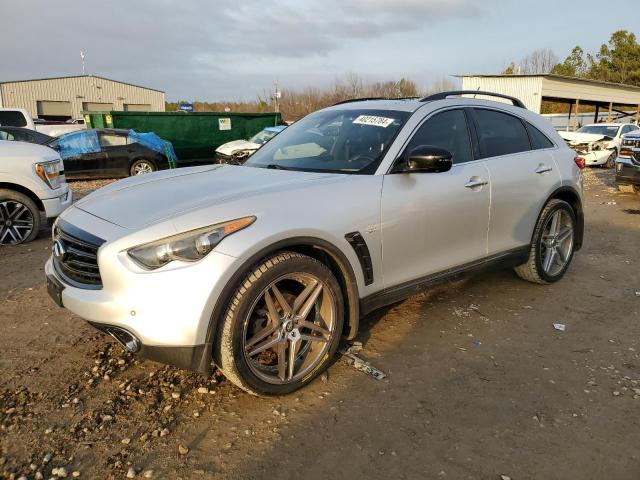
[574, 156, 586, 169]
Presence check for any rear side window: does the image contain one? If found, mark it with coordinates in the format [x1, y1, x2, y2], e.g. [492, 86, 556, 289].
[474, 109, 531, 158]
[526, 123, 554, 150]
[98, 133, 127, 147]
[0, 111, 28, 127]
[407, 109, 473, 164]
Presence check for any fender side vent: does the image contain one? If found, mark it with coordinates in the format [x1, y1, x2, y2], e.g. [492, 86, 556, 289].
[345, 232, 374, 286]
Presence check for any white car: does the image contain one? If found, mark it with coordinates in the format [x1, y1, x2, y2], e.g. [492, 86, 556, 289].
[0, 141, 72, 244]
[215, 126, 287, 164]
[46, 91, 584, 395]
[0, 108, 86, 138]
[559, 123, 639, 168]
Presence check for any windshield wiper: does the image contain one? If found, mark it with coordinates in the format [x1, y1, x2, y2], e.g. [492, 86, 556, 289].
[265, 164, 291, 170]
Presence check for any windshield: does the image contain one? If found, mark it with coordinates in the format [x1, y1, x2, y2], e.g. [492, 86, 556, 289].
[249, 129, 279, 145]
[244, 109, 410, 173]
[577, 125, 619, 137]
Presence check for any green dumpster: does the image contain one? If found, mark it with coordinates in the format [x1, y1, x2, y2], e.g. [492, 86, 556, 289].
[82, 111, 283, 165]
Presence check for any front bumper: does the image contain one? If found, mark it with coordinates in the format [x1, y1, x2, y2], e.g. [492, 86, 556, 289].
[41, 184, 73, 218]
[45, 238, 240, 372]
[616, 157, 640, 186]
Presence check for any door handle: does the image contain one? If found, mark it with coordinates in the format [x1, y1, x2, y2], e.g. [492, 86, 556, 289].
[464, 178, 488, 189]
[535, 164, 553, 174]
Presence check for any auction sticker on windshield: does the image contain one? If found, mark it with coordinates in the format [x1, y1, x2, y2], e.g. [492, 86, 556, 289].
[353, 115, 395, 128]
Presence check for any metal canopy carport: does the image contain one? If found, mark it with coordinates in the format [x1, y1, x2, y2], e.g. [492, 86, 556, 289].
[458, 74, 640, 130]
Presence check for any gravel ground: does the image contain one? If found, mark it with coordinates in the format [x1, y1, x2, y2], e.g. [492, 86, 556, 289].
[0, 169, 639, 479]
[68, 179, 117, 201]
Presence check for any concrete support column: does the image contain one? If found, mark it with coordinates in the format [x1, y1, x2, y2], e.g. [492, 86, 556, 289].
[572, 99, 580, 131]
[607, 102, 613, 122]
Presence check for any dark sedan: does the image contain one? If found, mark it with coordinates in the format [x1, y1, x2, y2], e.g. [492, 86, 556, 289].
[49, 129, 171, 179]
[0, 126, 54, 145]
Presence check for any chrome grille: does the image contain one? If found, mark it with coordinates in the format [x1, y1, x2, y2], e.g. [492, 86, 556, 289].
[52, 224, 104, 289]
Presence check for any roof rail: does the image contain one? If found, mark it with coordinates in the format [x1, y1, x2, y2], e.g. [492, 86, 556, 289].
[332, 96, 420, 106]
[419, 90, 526, 109]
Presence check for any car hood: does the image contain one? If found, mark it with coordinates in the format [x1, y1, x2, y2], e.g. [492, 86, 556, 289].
[624, 131, 640, 140]
[73, 164, 339, 229]
[216, 140, 261, 156]
[558, 131, 612, 144]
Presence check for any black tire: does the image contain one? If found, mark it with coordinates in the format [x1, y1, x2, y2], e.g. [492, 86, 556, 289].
[0, 189, 41, 245]
[214, 251, 344, 395]
[514, 199, 577, 285]
[604, 149, 617, 169]
[129, 159, 156, 176]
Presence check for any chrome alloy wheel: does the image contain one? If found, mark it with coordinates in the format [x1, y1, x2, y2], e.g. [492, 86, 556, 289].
[0, 201, 34, 244]
[242, 273, 337, 384]
[541, 209, 574, 276]
[132, 161, 153, 175]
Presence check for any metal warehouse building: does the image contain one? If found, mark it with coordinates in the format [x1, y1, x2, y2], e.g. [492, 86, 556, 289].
[459, 74, 640, 129]
[0, 75, 165, 121]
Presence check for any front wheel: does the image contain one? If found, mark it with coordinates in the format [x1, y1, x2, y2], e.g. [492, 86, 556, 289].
[0, 189, 41, 245]
[214, 252, 344, 395]
[604, 150, 617, 169]
[130, 159, 156, 176]
[515, 199, 576, 284]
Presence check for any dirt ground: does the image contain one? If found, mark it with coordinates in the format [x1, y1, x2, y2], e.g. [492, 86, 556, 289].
[1, 171, 639, 480]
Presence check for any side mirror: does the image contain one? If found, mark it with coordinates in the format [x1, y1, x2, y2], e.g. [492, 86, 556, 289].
[403, 145, 453, 173]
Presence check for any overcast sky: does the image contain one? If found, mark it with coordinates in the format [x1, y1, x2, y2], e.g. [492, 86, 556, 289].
[2, 0, 639, 101]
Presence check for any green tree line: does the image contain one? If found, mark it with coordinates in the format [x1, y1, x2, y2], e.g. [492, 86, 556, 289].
[503, 30, 640, 86]
[166, 75, 457, 121]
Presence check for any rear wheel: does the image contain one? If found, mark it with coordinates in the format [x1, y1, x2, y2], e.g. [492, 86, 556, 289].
[214, 252, 344, 395]
[130, 159, 156, 176]
[0, 189, 40, 245]
[515, 199, 576, 284]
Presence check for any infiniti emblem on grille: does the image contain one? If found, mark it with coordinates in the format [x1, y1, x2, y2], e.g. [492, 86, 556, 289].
[53, 239, 66, 258]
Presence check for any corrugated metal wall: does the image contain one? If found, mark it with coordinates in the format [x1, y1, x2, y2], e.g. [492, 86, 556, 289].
[0, 76, 165, 119]
[461, 76, 544, 112]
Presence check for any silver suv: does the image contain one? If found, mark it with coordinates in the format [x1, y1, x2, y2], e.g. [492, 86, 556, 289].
[45, 91, 584, 395]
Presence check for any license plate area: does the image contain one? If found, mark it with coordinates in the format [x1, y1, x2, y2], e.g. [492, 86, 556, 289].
[47, 274, 65, 307]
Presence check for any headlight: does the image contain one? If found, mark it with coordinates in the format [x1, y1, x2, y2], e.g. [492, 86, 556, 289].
[128, 216, 256, 270]
[590, 141, 607, 151]
[35, 160, 61, 189]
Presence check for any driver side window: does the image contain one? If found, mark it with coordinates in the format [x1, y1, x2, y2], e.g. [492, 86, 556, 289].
[0, 131, 14, 141]
[407, 110, 473, 164]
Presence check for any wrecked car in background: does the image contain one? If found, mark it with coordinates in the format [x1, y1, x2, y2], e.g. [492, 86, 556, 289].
[215, 125, 286, 164]
[49, 129, 178, 179]
[616, 130, 640, 193]
[559, 123, 639, 168]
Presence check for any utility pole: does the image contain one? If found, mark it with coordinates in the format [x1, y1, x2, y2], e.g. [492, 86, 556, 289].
[274, 80, 281, 113]
[80, 51, 86, 75]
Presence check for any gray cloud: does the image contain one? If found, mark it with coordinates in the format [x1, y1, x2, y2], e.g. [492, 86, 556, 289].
[1, 0, 483, 100]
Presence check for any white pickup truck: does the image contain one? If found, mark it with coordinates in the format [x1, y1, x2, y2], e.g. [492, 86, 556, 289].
[0, 140, 72, 244]
[0, 108, 85, 138]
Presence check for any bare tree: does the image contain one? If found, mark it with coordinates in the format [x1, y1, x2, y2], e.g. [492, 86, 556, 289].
[503, 48, 559, 75]
[177, 74, 457, 121]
